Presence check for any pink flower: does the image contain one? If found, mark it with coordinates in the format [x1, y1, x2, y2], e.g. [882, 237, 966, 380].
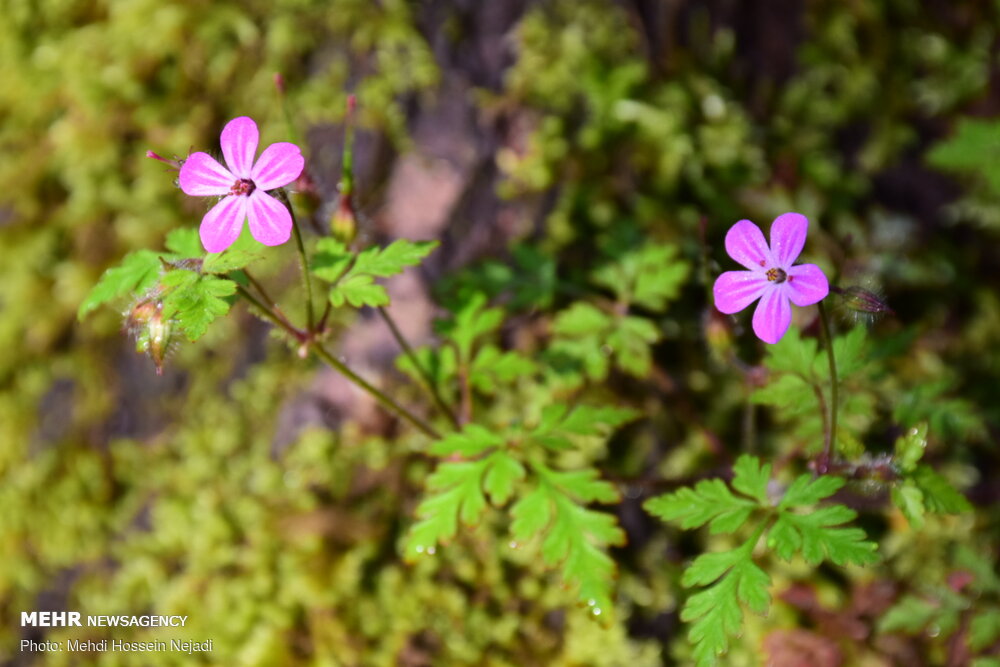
[179, 117, 304, 253]
[713, 213, 829, 344]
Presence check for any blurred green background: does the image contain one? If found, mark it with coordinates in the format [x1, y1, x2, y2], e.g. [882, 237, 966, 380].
[2, 0, 1000, 664]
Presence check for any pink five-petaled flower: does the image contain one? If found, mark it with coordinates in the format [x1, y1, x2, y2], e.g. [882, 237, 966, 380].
[713, 212, 829, 344]
[179, 117, 305, 253]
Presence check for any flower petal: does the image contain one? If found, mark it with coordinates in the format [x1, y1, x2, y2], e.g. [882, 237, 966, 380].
[199, 195, 247, 253]
[785, 263, 829, 306]
[220, 116, 259, 179]
[251, 142, 305, 190]
[769, 212, 808, 268]
[725, 220, 772, 271]
[246, 191, 292, 246]
[179, 152, 233, 196]
[713, 270, 768, 314]
[752, 286, 792, 345]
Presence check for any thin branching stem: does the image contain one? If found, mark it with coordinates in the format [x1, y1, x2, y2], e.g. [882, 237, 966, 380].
[816, 300, 838, 474]
[235, 287, 440, 439]
[377, 306, 459, 429]
[311, 343, 441, 439]
[277, 188, 315, 334]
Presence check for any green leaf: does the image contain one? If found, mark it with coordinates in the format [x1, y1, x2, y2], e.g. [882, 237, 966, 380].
[764, 327, 819, 377]
[778, 474, 844, 509]
[552, 302, 613, 336]
[329, 274, 390, 308]
[681, 551, 770, 666]
[202, 231, 263, 274]
[404, 459, 490, 560]
[644, 479, 756, 534]
[482, 452, 525, 505]
[312, 238, 354, 282]
[512, 469, 625, 614]
[160, 272, 237, 341]
[731, 455, 771, 504]
[78, 250, 163, 320]
[469, 346, 537, 393]
[970, 609, 1000, 652]
[911, 465, 972, 514]
[164, 228, 202, 257]
[316, 239, 437, 310]
[878, 594, 939, 633]
[927, 118, 1000, 194]
[769, 505, 878, 566]
[891, 483, 926, 530]
[431, 423, 505, 457]
[591, 242, 690, 311]
[437, 293, 504, 361]
[606, 315, 660, 377]
[894, 423, 928, 474]
[354, 239, 438, 277]
[558, 405, 639, 435]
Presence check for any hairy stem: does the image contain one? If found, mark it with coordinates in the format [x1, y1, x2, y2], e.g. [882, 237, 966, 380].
[377, 306, 459, 428]
[243, 269, 298, 334]
[816, 300, 838, 474]
[236, 287, 440, 439]
[311, 344, 441, 439]
[236, 285, 306, 342]
[277, 188, 315, 334]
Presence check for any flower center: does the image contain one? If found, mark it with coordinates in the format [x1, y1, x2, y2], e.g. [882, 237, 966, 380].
[230, 178, 256, 197]
[766, 267, 787, 284]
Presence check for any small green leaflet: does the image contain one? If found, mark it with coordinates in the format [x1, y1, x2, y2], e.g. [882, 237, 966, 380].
[202, 230, 263, 274]
[549, 302, 661, 380]
[469, 345, 536, 394]
[888, 422, 971, 527]
[681, 540, 770, 665]
[408, 405, 634, 617]
[591, 242, 690, 311]
[511, 465, 624, 615]
[314, 239, 438, 308]
[644, 455, 878, 666]
[927, 118, 1000, 195]
[160, 271, 237, 341]
[436, 292, 504, 362]
[164, 228, 202, 257]
[530, 403, 639, 451]
[78, 250, 163, 320]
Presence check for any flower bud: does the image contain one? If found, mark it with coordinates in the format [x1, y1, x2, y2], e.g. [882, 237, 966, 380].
[125, 298, 175, 375]
[329, 194, 357, 243]
[834, 285, 893, 325]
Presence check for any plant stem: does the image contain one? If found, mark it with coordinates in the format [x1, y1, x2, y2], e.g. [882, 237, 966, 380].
[236, 287, 440, 439]
[311, 344, 441, 439]
[277, 188, 315, 334]
[236, 285, 307, 342]
[377, 306, 459, 428]
[243, 269, 298, 334]
[816, 300, 838, 474]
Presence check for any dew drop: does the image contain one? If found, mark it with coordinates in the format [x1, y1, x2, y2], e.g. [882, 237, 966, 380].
[928, 624, 941, 638]
[587, 598, 596, 607]
[509, 541, 519, 549]
[593, 608, 602, 616]
[415, 545, 425, 554]
[427, 546, 436, 555]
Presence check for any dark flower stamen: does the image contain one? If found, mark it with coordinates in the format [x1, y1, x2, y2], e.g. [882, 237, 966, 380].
[766, 267, 787, 284]
[230, 178, 256, 196]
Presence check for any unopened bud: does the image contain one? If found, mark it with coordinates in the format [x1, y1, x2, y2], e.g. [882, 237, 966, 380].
[146, 150, 181, 170]
[330, 194, 357, 243]
[834, 285, 893, 324]
[125, 298, 175, 375]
